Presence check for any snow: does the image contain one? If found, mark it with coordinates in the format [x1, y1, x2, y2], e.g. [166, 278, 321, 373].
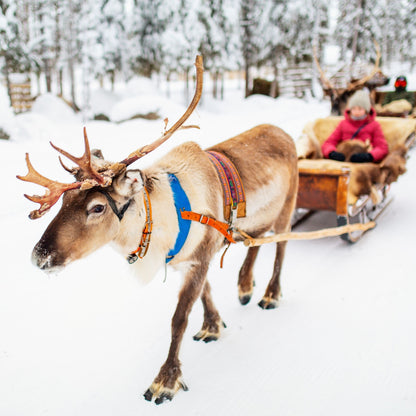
[1, 76, 416, 416]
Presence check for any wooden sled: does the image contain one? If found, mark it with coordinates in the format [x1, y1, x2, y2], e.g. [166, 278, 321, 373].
[294, 116, 416, 243]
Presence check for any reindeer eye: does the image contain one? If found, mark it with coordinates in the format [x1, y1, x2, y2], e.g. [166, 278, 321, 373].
[88, 204, 105, 215]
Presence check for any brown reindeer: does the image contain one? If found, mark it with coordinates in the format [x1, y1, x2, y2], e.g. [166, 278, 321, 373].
[17, 56, 299, 404]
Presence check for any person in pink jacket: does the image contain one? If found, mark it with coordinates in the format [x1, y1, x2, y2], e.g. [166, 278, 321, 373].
[321, 90, 389, 163]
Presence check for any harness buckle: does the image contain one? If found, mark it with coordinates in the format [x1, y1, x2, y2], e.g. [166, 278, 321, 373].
[229, 207, 237, 231]
[126, 253, 138, 264]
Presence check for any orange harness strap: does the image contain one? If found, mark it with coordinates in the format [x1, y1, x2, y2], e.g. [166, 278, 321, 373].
[180, 211, 236, 244]
[126, 187, 153, 264]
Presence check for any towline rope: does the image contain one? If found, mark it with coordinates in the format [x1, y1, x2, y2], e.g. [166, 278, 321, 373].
[239, 221, 376, 247]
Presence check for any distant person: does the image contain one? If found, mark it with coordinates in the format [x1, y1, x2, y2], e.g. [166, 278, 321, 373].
[321, 90, 388, 163]
[382, 76, 415, 109]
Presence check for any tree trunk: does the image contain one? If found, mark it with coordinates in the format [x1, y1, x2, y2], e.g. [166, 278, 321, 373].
[270, 63, 278, 98]
[4, 57, 12, 107]
[69, 58, 77, 111]
[350, 0, 363, 73]
[110, 72, 115, 91]
[184, 68, 190, 103]
[44, 59, 52, 92]
[58, 68, 63, 96]
[166, 73, 171, 98]
[213, 71, 218, 99]
[245, 63, 250, 98]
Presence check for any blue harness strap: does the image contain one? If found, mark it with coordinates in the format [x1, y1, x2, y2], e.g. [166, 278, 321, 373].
[166, 174, 192, 263]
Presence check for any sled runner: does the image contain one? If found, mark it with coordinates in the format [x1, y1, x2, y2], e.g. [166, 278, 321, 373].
[293, 116, 416, 242]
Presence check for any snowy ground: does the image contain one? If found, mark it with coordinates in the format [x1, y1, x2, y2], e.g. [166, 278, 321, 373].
[1, 75, 416, 416]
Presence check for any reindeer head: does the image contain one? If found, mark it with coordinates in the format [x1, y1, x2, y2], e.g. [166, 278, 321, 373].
[17, 56, 204, 273]
[314, 42, 383, 115]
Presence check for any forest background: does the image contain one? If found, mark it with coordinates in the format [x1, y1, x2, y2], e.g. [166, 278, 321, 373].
[1, 0, 416, 118]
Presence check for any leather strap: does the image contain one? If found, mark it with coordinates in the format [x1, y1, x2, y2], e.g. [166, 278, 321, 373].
[180, 211, 235, 243]
[97, 189, 131, 221]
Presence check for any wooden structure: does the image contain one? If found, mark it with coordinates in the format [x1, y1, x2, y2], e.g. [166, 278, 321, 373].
[250, 64, 313, 99]
[9, 78, 32, 113]
[278, 65, 313, 98]
[295, 117, 416, 242]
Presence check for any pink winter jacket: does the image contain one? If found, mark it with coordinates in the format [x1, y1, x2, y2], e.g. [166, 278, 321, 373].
[321, 109, 389, 162]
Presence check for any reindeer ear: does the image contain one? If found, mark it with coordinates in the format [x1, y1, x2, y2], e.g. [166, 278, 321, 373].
[113, 169, 144, 196]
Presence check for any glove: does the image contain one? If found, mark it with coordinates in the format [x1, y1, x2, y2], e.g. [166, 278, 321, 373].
[350, 152, 374, 163]
[328, 151, 346, 161]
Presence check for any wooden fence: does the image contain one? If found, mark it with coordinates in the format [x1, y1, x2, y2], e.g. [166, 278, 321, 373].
[10, 81, 32, 113]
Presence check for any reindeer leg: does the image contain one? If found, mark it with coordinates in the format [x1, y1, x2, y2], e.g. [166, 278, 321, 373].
[259, 241, 287, 309]
[193, 280, 226, 342]
[238, 246, 260, 305]
[258, 199, 295, 310]
[144, 242, 213, 404]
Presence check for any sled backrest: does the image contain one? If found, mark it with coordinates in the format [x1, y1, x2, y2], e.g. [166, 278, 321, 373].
[303, 116, 416, 150]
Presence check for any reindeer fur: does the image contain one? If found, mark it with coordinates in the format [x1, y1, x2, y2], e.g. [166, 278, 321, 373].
[336, 139, 371, 161]
[380, 144, 407, 184]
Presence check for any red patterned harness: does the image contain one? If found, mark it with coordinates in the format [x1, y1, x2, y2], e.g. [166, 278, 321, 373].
[179, 151, 247, 246]
[205, 150, 246, 222]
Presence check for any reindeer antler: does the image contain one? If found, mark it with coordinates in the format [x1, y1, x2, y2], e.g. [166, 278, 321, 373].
[120, 55, 204, 166]
[347, 40, 381, 90]
[17, 154, 83, 219]
[313, 45, 335, 91]
[17, 128, 111, 219]
[50, 127, 107, 185]
[18, 55, 204, 219]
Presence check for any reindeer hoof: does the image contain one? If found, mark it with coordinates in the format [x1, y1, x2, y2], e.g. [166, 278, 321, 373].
[258, 298, 279, 310]
[194, 333, 218, 343]
[193, 321, 226, 342]
[143, 379, 188, 404]
[239, 293, 252, 305]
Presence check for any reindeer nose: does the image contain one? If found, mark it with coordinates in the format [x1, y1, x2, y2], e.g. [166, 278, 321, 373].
[32, 245, 52, 269]
[31, 240, 62, 273]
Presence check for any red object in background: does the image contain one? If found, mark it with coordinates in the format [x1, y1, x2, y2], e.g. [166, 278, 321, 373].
[395, 79, 407, 88]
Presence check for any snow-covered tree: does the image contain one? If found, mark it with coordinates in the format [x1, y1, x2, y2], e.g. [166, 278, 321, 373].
[0, 0, 31, 104]
[239, 0, 264, 97]
[128, 0, 173, 77]
[95, 0, 127, 88]
[161, 0, 202, 100]
[30, 0, 57, 92]
[59, 0, 83, 109]
[198, 0, 240, 98]
[335, 0, 385, 70]
[400, 0, 416, 67]
[259, 0, 288, 96]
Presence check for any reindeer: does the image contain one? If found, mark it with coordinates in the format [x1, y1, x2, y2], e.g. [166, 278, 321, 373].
[313, 43, 388, 115]
[17, 56, 299, 404]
